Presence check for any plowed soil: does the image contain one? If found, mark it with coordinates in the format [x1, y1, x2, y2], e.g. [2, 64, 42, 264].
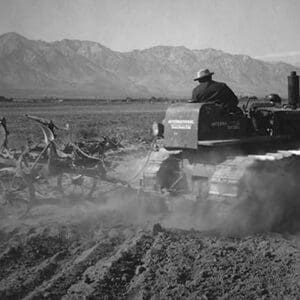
[0, 205, 299, 300]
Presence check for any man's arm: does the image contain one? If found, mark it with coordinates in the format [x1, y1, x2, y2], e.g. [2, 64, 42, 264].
[189, 86, 199, 103]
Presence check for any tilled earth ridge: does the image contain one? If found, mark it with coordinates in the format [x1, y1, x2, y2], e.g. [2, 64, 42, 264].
[0, 206, 144, 300]
[0, 208, 299, 300]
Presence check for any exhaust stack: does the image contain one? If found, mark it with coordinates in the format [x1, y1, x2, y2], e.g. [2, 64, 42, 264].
[288, 71, 299, 108]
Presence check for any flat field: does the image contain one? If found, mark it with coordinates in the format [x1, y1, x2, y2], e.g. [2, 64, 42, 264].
[0, 101, 168, 148]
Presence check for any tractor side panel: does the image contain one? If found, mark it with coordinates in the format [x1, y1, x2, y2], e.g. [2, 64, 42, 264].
[164, 103, 201, 150]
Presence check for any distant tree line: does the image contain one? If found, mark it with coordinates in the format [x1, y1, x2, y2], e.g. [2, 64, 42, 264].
[0, 96, 13, 102]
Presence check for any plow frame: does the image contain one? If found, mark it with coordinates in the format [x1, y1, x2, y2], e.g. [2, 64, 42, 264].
[0, 115, 110, 217]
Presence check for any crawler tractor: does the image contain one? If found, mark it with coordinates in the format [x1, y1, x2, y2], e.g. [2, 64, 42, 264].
[142, 72, 300, 231]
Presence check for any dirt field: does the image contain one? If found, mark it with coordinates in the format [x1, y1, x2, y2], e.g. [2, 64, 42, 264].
[0, 203, 299, 299]
[0, 101, 299, 299]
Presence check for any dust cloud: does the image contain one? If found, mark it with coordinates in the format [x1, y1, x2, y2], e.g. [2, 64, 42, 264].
[96, 147, 296, 236]
[223, 158, 300, 235]
[133, 154, 300, 236]
[8, 148, 297, 237]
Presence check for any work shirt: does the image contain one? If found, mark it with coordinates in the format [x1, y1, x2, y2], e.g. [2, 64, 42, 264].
[190, 80, 238, 107]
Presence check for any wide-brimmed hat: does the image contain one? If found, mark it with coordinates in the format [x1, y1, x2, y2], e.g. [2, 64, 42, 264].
[194, 68, 214, 81]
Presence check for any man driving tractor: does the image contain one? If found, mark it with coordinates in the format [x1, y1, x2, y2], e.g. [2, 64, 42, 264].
[189, 68, 238, 109]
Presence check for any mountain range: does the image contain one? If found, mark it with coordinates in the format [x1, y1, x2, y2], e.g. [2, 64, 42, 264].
[0, 32, 299, 98]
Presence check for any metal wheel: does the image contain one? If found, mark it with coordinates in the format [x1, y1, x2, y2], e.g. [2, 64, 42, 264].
[57, 173, 97, 200]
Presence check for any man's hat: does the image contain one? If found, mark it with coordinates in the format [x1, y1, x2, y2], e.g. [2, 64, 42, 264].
[194, 68, 214, 81]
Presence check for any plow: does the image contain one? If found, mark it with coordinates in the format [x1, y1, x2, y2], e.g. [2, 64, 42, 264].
[0, 114, 127, 217]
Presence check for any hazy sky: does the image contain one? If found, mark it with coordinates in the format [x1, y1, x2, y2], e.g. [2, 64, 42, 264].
[0, 0, 299, 57]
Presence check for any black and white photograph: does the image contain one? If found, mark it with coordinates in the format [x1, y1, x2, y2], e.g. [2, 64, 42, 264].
[0, 0, 299, 299]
